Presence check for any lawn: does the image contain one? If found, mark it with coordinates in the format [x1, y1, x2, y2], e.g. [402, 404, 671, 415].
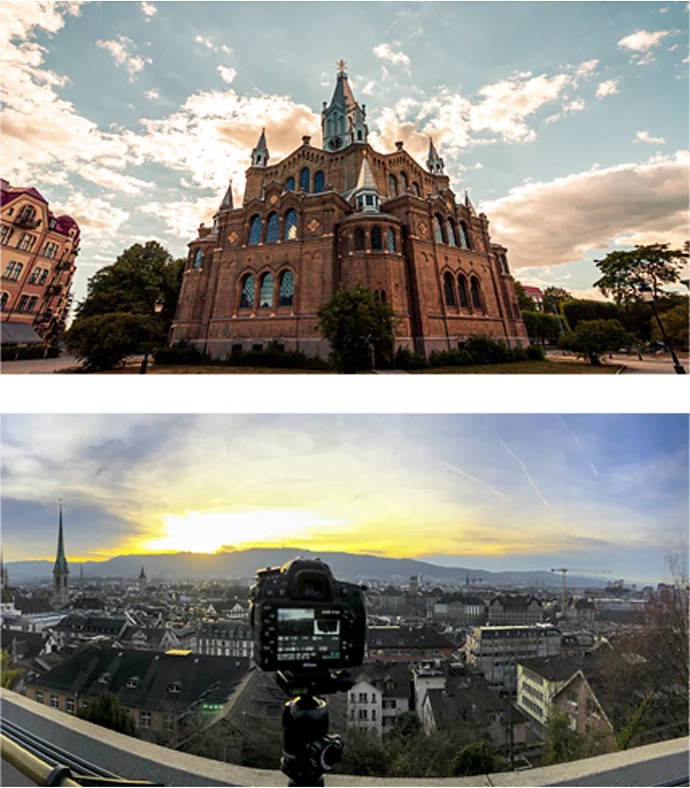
[414, 359, 620, 375]
[103, 363, 332, 374]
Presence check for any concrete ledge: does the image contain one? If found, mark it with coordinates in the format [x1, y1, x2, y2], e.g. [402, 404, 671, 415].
[2, 691, 687, 786]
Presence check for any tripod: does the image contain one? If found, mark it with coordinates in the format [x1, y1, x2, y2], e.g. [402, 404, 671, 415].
[276, 670, 354, 787]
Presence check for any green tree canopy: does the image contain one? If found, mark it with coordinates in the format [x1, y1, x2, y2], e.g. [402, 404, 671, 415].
[522, 310, 561, 344]
[513, 280, 535, 312]
[1, 649, 23, 689]
[385, 711, 422, 741]
[561, 299, 619, 331]
[542, 287, 573, 315]
[66, 312, 154, 371]
[448, 740, 507, 776]
[77, 691, 137, 736]
[559, 319, 633, 365]
[594, 243, 688, 304]
[651, 303, 689, 350]
[317, 286, 398, 373]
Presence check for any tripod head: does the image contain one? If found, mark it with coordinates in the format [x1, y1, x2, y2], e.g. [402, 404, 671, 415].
[277, 670, 355, 787]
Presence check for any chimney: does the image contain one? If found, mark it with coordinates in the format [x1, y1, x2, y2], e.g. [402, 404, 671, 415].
[395, 141, 404, 151]
[302, 135, 312, 146]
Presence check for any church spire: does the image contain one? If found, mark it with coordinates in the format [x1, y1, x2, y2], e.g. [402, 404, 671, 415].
[251, 128, 269, 167]
[352, 154, 380, 213]
[427, 138, 445, 175]
[52, 501, 70, 609]
[220, 179, 234, 210]
[322, 60, 367, 151]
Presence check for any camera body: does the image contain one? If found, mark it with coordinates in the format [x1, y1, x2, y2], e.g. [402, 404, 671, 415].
[250, 558, 366, 673]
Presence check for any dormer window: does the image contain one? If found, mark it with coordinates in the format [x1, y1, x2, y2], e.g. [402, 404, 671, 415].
[167, 682, 182, 694]
[125, 677, 139, 689]
[98, 672, 111, 684]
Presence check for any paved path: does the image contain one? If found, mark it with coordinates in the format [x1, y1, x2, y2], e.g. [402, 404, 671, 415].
[1, 354, 82, 374]
[546, 350, 688, 375]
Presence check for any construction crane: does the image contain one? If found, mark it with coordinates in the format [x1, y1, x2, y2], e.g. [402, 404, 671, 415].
[551, 567, 611, 615]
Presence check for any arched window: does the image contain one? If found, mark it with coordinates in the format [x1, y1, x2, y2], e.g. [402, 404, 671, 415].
[285, 176, 295, 192]
[443, 273, 456, 306]
[388, 174, 398, 197]
[259, 273, 274, 308]
[357, 129, 363, 141]
[458, 222, 470, 249]
[411, 182, 421, 197]
[470, 276, 483, 310]
[380, 290, 387, 304]
[248, 215, 262, 245]
[279, 270, 294, 307]
[239, 273, 255, 308]
[433, 214, 445, 244]
[371, 226, 382, 250]
[386, 228, 396, 253]
[458, 275, 469, 307]
[300, 167, 310, 192]
[193, 249, 203, 268]
[18, 205, 35, 224]
[265, 212, 279, 243]
[500, 255, 509, 274]
[446, 219, 458, 246]
[283, 209, 298, 241]
[354, 227, 365, 251]
[400, 172, 409, 192]
[314, 171, 325, 193]
[0, 292, 7, 311]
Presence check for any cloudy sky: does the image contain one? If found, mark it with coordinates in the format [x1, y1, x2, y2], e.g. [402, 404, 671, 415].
[1, 1, 688, 309]
[1, 414, 687, 584]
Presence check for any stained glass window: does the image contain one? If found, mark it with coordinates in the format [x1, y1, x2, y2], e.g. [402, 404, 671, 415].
[314, 171, 325, 193]
[471, 276, 482, 310]
[279, 270, 294, 307]
[447, 219, 457, 246]
[285, 177, 295, 192]
[300, 167, 310, 192]
[444, 273, 456, 306]
[354, 228, 365, 251]
[387, 228, 395, 253]
[433, 214, 445, 244]
[259, 273, 274, 308]
[458, 275, 469, 307]
[240, 274, 255, 308]
[371, 226, 382, 250]
[458, 222, 470, 249]
[265, 213, 279, 243]
[248, 215, 262, 245]
[284, 209, 298, 241]
[193, 249, 203, 268]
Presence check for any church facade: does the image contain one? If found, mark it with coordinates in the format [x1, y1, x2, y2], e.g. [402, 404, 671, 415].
[170, 64, 527, 358]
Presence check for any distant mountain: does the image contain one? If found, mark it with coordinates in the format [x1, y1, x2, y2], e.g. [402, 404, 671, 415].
[5, 548, 609, 589]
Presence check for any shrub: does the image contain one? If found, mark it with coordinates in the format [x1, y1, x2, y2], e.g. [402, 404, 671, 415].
[64, 312, 152, 371]
[464, 335, 513, 364]
[429, 349, 464, 367]
[221, 342, 333, 371]
[512, 346, 528, 362]
[153, 340, 206, 366]
[1, 344, 48, 361]
[394, 347, 429, 370]
[526, 343, 545, 361]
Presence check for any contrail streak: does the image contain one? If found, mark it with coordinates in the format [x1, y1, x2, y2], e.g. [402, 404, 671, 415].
[557, 414, 582, 450]
[499, 439, 549, 506]
[588, 462, 600, 477]
[439, 461, 513, 502]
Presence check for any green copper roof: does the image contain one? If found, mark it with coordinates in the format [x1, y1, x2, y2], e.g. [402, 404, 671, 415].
[54, 504, 69, 574]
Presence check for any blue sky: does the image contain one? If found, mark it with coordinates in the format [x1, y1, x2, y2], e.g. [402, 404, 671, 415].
[1, 414, 687, 585]
[1, 1, 688, 310]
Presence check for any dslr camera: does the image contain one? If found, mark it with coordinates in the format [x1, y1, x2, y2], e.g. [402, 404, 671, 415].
[249, 557, 366, 674]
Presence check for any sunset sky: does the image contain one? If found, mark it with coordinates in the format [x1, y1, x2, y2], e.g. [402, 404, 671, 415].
[1, 1, 688, 310]
[1, 414, 687, 584]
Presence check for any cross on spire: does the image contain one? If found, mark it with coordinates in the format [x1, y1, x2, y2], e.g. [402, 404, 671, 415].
[337, 59, 347, 74]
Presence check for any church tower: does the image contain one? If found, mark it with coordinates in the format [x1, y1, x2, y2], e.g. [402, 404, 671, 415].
[0, 550, 8, 591]
[139, 566, 147, 595]
[322, 60, 368, 152]
[52, 502, 69, 609]
[427, 138, 445, 174]
[251, 129, 269, 167]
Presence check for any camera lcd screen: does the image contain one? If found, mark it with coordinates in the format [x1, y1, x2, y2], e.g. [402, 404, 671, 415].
[276, 608, 342, 663]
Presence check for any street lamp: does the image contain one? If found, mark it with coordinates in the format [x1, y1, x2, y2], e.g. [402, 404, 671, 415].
[139, 296, 165, 375]
[640, 283, 685, 375]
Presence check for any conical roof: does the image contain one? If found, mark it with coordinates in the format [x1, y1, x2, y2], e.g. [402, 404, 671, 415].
[254, 128, 268, 152]
[428, 138, 439, 160]
[354, 156, 378, 192]
[329, 72, 356, 112]
[220, 180, 234, 209]
[53, 503, 68, 574]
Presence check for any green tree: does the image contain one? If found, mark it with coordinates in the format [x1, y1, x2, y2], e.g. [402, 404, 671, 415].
[542, 287, 572, 315]
[522, 310, 560, 344]
[513, 280, 535, 312]
[1, 649, 23, 689]
[337, 728, 388, 776]
[448, 740, 506, 776]
[542, 713, 589, 765]
[651, 303, 689, 350]
[65, 312, 154, 371]
[77, 691, 137, 736]
[559, 319, 632, 365]
[385, 711, 422, 741]
[594, 243, 688, 304]
[317, 286, 398, 373]
[561, 299, 620, 332]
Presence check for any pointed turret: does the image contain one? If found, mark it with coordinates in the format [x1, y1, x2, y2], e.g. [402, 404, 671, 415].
[138, 566, 147, 595]
[465, 190, 476, 216]
[351, 154, 380, 213]
[427, 138, 445, 175]
[322, 59, 367, 151]
[251, 129, 269, 167]
[220, 180, 234, 210]
[52, 502, 69, 609]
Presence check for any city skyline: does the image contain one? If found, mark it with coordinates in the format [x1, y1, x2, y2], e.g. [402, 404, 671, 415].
[1, 414, 687, 585]
[1, 1, 688, 313]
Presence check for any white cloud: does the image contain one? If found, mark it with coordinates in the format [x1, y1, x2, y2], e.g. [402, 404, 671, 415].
[361, 80, 377, 96]
[76, 165, 154, 195]
[140, 196, 221, 239]
[140, 1, 156, 18]
[574, 59, 598, 79]
[220, 45, 232, 55]
[480, 150, 690, 269]
[217, 66, 237, 84]
[618, 29, 672, 64]
[145, 88, 160, 100]
[373, 42, 411, 68]
[634, 130, 667, 145]
[194, 34, 215, 51]
[96, 35, 152, 81]
[596, 79, 620, 98]
[57, 191, 130, 235]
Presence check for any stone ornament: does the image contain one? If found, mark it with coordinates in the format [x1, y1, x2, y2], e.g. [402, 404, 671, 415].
[228, 230, 239, 245]
[307, 218, 321, 234]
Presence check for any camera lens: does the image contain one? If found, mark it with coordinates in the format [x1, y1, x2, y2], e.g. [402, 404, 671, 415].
[316, 735, 343, 771]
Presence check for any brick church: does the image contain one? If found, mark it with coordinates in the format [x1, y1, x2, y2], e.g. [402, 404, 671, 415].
[170, 62, 528, 358]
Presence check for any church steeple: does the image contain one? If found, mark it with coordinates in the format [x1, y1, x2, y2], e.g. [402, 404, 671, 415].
[220, 179, 234, 210]
[322, 60, 367, 152]
[351, 154, 380, 213]
[52, 501, 70, 609]
[427, 138, 445, 174]
[251, 129, 269, 167]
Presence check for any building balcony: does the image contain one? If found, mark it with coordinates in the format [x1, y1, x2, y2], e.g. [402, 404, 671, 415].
[1, 689, 688, 787]
[13, 216, 40, 229]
